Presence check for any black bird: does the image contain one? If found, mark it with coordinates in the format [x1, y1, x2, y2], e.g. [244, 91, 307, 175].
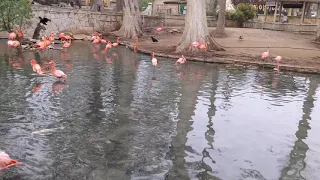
[39, 17, 51, 25]
[151, 36, 158, 42]
[239, 35, 243, 40]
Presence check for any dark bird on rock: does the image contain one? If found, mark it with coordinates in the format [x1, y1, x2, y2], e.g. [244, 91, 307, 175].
[151, 36, 158, 42]
[39, 17, 51, 25]
[239, 35, 243, 40]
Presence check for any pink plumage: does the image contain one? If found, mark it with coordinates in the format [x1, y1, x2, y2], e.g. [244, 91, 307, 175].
[49, 61, 67, 79]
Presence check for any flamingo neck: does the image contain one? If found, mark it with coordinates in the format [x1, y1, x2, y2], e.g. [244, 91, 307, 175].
[161, 23, 164, 28]
[51, 65, 55, 74]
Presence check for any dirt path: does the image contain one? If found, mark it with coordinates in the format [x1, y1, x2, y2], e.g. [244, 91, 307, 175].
[118, 27, 320, 73]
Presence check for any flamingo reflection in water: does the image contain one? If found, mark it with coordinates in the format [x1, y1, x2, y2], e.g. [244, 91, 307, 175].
[52, 81, 68, 95]
[32, 82, 43, 93]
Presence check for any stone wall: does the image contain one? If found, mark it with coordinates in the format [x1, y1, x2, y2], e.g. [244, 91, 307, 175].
[24, 5, 122, 38]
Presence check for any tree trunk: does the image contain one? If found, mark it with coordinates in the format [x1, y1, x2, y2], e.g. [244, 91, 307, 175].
[176, 0, 224, 52]
[216, 0, 226, 35]
[316, 25, 320, 42]
[32, 23, 46, 39]
[113, 0, 143, 38]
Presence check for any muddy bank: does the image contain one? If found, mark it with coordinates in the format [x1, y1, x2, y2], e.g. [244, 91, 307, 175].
[115, 28, 320, 74]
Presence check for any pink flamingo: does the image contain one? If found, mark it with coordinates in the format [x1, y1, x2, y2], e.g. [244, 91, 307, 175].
[155, 21, 164, 32]
[63, 39, 72, 48]
[261, 45, 270, 60]
[176, 55, 186, 64]
[199, 42, 209, 51]
[134, 34, 138, 52]
[30, 59, 44, 74]
[11, 40, 21, 48]
[48, 32, 55, 42]
[7, 40, 14, 47]
[0, 151, 22, 171]
[49, 61, 67, 80]
[105, 41, 112, 50]
[18, 29, 24, 39]
[112, 37, 120, 47]
[100, 39, 107, 44]
[8, 28, 18, 40]
[274, 56, 282, 71]
[152, 52, 157, 66]
[190, 36, 202, 47]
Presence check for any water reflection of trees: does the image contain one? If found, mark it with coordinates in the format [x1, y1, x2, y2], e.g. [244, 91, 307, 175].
[166, 63, 210, 179]
[280, 77, 319, 180]
[196, 67, 220, 180]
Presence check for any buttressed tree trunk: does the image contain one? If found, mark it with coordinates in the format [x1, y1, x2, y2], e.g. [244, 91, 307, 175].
[216, 0, 226, 35]
[316, 25, 320, 42]
[114, 0, 143, 38]
[176, 0, 224, 52]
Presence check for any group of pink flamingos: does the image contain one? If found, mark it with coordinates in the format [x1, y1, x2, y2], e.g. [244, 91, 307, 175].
[6, 28, 188, 82]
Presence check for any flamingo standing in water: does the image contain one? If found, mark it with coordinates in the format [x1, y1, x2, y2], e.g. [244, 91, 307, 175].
[155, 21, 164, 32]
[134, 34, 138, 52]
[0, 151, 22, 171]
[274, 56, 282, 71]
[8, 28, 18, 40]
[48, 32, 55, 43]
[30, 59, 44, 74]
[105, 41, 112, 50]
[9, 40, 21, 48]
[176, 55, 186, 64]
[152, 52, 157, 66]
[261, 45, 270, 61]
[63, 39, 72, 48]
[49, 61, 67, 80]
[112, 37, 120, 47]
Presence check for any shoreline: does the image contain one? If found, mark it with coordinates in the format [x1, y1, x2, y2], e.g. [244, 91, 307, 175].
[119, 41, 320, 74]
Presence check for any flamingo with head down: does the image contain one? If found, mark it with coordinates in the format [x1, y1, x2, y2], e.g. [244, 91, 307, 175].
[274, 56, 282, 71]
[199, 42, 209, 51]
[152, 52, 157, 67]
[176, 55, 186, 64]
[63, 39, 72, 48]
[30, 59, 44, 74]
[156, 21, 164, 32]
[190, 36, 202, 48]
[105, 41, 112, 50]
[0, 151, 22, 171]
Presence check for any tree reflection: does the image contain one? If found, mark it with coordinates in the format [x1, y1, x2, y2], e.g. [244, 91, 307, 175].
[166, 63, 207, 179]
[280, 77, 319, 180]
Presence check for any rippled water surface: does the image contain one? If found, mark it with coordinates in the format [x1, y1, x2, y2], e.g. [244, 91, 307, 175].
[1, 40, 320, 180]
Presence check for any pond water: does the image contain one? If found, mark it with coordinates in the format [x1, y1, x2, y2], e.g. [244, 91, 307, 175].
[0, 40, 320, 180]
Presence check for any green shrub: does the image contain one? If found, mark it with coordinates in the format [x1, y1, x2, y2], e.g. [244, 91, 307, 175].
[0, 0, 33, 31]
[225, 3, 255, 25]
[237, 3, 256, 21]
